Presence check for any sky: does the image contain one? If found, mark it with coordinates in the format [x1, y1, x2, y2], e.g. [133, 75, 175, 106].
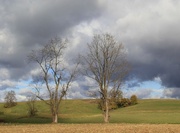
[0, 0, 180, 101]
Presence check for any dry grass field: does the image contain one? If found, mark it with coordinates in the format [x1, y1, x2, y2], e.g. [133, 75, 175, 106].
[0, 124, 180, 133]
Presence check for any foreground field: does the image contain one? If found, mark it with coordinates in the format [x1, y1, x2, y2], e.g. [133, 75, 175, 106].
[0, 124, 180, 133]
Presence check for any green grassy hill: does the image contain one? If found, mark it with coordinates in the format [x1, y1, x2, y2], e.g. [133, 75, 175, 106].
[0, 99, 180, 124]
[111, 99, 180, 124]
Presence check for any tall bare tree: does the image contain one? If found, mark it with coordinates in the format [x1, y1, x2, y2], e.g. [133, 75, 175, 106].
[28, 37, 78, 123]
[82, 33, 129, 123]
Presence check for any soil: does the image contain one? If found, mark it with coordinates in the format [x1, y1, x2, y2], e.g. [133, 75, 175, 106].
[0, 124, 180, 133]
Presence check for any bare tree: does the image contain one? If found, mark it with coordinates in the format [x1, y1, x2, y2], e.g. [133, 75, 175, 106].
[82, 33, 129, 123]
[28, 37, 78, 123]
[4, 90, 17, 108]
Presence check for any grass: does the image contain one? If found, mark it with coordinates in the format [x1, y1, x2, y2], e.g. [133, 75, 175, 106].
[111, 99, 180, 124]
[0, 99, 180, 124]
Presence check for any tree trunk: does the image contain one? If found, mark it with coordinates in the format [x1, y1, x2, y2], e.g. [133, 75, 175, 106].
[52, 112, 58, 123]
[104, 99, 109, 123]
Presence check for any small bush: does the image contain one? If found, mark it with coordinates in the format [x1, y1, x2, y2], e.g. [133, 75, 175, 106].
[130, 95, 138, 105]
[118, 98, 131, 107]
[98, 99, 118, 110]
[98, 94, 138, 110]
[109, 101, 118, 110]
[26, 95, 38, 117]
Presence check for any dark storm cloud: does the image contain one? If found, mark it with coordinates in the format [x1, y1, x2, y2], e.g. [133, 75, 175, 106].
[0, 0, 105, 83]
[116, 0, 180, 98]
[128, 27, 180, 88]
[6, 0, 104, 42]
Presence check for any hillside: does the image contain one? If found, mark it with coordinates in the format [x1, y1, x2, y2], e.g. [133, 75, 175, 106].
[111, 99, 180, 124]
[0, 99, 180, 124]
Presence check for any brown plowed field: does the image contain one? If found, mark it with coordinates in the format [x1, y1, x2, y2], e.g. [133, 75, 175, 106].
[0, 124, 180, 133]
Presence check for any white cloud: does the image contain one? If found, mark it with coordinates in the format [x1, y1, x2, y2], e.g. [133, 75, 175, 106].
[154, 77, 162, 83]
[16, 94, 27, 102]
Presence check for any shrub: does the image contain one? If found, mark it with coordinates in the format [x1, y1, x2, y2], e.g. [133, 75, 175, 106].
[130, 95, 138, 105]
[109, 100, 118, 110]
[98, 90, 123, 111]
[98, 99, 118, 110]
[26, 95, 38, 117]
[118, 98, 131, 107]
